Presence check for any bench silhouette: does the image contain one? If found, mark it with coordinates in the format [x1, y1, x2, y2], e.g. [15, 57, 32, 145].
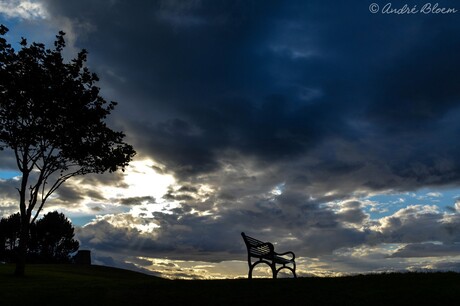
[241, 232, 296, 279]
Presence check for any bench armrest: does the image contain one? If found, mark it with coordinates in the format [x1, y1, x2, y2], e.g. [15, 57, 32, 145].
[274, 251, 295, 261]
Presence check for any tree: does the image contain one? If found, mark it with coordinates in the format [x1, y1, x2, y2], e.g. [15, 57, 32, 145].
[28, 211, 79, 263]
[0, 25, 136, 276]
[0, 213, 21, 262]
[0, 211, 78, 263]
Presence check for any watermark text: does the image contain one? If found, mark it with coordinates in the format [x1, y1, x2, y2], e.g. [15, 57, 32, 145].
[369, 2, 458, 14]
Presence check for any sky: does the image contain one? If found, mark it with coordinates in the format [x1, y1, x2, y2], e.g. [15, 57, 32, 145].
[1, 0, 460, 279]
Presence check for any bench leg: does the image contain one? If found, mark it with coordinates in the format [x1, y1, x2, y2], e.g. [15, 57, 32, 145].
[275, 266, 297, 278]
[248, 261, 277, 279]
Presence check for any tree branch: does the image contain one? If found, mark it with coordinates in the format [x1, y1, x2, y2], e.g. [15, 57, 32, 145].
[31, 167, 84, 223]
[13, 146, 24, 172]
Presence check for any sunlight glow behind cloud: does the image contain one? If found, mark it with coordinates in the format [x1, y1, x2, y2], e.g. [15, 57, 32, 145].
[101, 159, 175, 203]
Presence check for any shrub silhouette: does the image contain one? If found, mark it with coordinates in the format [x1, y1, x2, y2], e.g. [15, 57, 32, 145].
[0, 213, 20, 262]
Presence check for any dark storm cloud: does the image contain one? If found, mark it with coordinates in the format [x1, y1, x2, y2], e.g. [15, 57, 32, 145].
[49, 174, 113, 204]
[53, 184, 85, 203]
[390, 243, 460, 258]
[337, 201, 369, 224]
[38, 1, 330, 175]
[163, 184, 199, 201]
[0, 148, 20, 171]
[0, 178, 19, 200]
[119, 196, 156, 206]
[37, 0, 460, 194]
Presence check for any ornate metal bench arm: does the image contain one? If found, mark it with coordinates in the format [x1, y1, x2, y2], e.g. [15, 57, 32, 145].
[275, 251, 295, 260]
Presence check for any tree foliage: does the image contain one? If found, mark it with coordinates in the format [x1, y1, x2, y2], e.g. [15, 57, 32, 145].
[0, 25, 135, 275]
[0, 211, 79, 263]
[29, 211, 80, 263]
[0, 213, 20, 262]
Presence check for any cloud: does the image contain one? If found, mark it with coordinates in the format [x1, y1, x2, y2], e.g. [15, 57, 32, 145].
[76, 186, 371, 261]
[390, 243, 460, 258]
[374, 205, 460, 244]
[3, 1, 460, 193]
[0, 0, 48, 20]
[118, 196, 156, 206]
[336, 201, 369, 225]
[17, 0, 458, 196]
[72, 179, 460, 276]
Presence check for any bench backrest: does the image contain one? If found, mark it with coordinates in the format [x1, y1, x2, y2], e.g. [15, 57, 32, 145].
[241, 232, 272, 257]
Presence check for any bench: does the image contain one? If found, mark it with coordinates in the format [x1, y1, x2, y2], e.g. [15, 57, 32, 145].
[241, 232, 296, 279]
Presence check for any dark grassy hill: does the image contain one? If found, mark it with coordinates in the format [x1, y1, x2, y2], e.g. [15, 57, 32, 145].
[1, 264, 460, 305]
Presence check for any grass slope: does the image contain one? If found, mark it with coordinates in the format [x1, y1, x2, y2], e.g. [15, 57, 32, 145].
[1, 264, 460, 305]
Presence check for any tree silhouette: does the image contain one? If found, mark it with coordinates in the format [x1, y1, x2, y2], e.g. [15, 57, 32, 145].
[28, 211, 79, 263]
[0, 213, 20, 262]
[0, 25, 136, 276]
[0, 212, 79, 263]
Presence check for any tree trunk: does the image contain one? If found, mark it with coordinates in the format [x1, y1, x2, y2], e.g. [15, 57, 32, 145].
[14, 217, 29, 277]
[15, 166, 30, 277]
[14, 257, 25, 276]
